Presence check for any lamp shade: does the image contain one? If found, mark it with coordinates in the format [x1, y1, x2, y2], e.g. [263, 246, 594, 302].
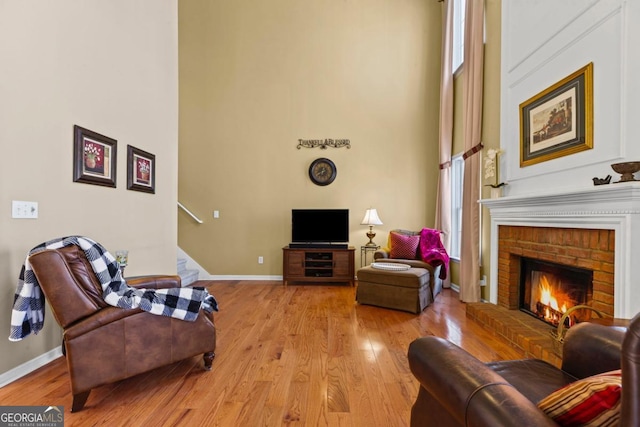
[360, 208, 383, 226]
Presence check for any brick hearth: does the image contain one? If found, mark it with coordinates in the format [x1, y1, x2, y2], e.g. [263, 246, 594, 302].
[467, 225, 615, 367]
[466, 302, 561, 366]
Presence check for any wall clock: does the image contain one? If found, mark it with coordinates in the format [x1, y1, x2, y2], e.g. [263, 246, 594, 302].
[309, 158, 337, 186]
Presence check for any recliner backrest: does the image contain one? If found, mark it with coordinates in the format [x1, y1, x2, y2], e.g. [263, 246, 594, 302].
[29, 245, 108, 328]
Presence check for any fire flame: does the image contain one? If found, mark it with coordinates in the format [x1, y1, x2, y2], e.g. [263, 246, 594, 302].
[539, 276, 568, 318]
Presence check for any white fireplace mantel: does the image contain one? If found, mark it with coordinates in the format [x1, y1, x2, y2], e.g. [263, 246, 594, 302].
[481, 183, 640, 319]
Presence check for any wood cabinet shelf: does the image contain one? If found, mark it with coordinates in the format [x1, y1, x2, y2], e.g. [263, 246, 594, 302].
[282, 246, 355, 286]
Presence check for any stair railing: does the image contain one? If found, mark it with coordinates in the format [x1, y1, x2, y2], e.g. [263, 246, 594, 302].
[177, 202, 204, 224]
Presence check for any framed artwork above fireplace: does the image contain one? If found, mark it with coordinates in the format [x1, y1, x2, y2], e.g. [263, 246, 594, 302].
[519, 62, 593, 167]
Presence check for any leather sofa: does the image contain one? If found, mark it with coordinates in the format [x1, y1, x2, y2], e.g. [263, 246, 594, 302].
[408, 313, 640, 426]
[28, 245, 216, 412]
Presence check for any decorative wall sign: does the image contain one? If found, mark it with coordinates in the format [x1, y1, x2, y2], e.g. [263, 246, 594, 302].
[297, 138, 351, 150]
[73, 125, 117, 187]
[520, 63, 593, 167]
[127, 145, 155, 194]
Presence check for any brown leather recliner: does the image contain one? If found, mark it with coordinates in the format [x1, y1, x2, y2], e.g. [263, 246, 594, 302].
[408, 312, 640, 427]
[28, 245, 216, 412]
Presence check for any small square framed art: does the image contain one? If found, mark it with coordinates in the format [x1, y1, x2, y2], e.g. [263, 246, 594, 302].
[127, 145, 155, 194]
[73, 125, 117, 187]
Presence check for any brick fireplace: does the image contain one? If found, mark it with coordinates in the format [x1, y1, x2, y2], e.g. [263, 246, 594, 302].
[471, 184, 640, 365]
[498, 225, 614, 317]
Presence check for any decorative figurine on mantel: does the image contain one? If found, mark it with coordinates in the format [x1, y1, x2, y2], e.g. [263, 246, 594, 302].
[592, 175, 612, 186]
[611, 162, 640, 183]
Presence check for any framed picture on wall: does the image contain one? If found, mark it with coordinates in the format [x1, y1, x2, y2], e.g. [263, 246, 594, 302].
[127, 145, 155, 194]
[73, 125, 117, 187]
[520, 62, 593, 167]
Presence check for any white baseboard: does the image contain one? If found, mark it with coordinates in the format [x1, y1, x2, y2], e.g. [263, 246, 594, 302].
[446, 283, 490, 302]
[207, 275, 283, 281]
[0, 346, 63, 388]
[447, 283, 490, 302]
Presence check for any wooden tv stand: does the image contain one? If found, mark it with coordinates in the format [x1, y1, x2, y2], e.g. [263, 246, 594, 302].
[282, 246, 355, 286]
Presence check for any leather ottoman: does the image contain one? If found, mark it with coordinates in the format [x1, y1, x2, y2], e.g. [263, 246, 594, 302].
[356, 265, 433, 313]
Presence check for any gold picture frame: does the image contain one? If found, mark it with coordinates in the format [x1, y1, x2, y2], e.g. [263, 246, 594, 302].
[520, 63, 593, 167]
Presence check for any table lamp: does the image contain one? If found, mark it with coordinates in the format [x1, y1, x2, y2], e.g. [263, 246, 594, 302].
[361, 208, 383, 247]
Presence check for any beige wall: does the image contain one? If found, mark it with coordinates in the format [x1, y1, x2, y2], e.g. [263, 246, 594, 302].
[178, 0, 443, 275]
[0, 1, 179, 376]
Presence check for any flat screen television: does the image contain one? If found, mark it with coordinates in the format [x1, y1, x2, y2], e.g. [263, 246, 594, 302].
[290, 209, 349, 248]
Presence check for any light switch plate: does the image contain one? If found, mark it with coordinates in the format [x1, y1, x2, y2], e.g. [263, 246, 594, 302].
[12, 200, 38, 219]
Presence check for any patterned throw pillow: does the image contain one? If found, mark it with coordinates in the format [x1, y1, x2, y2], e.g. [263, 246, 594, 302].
[389, 232, 420, 259]
[537, 370, 622, 426]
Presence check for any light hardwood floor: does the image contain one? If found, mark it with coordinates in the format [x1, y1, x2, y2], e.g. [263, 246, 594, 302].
[0, 281, 522, 426]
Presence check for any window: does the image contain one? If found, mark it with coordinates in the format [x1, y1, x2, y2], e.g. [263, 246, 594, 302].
[450, 155, 464, 260]
[452, 0, 466, 72]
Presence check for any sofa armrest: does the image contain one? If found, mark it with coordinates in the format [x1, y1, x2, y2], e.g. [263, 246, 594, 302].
[561, 321, 625, 379]
[408, 337, 557, 427]
[125, 274, 181, 290]
[64, 306, 143, 339]
[65, 303, 213, 340]
[373, 248, 390, 260]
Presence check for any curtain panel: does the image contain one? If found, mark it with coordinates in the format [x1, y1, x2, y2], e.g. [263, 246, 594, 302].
[435, 0, 454, 289]
[459, 0, 484, 302]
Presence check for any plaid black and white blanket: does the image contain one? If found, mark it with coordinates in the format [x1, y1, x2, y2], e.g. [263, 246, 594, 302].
[9, 236, 218, 341]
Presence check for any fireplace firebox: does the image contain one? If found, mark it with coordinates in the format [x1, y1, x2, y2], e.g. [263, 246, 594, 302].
[520, 258, 593, 328]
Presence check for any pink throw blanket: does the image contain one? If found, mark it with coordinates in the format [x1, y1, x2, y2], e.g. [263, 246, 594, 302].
[419, 228, 449, 280]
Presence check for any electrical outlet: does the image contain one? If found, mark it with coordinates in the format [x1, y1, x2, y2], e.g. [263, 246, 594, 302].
[479, 275, 487, 286]
[213, 210, 220, 218]
[258, 256, 264, 264]
[12, 200, 38, 219]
